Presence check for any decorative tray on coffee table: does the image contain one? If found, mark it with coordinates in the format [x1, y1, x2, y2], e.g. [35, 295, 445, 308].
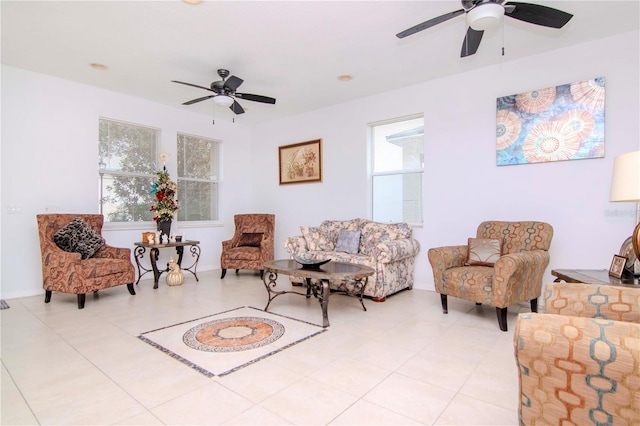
[293, 255, 331, 270]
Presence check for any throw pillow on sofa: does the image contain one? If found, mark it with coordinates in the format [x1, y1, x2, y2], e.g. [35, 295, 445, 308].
[335, 230, 361, 254]
[53, 216, 105, 259]
[300, 226, 334, 251]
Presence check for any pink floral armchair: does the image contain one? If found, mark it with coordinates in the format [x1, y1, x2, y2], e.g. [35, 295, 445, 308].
[36, 214, 135, 309]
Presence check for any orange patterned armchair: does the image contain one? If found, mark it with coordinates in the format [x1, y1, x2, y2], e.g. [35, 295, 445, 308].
[515, 282, 640, 424]
[428, 221, 553, 331]
[37, 214, 135, 309]
[220, 214, 275, 279]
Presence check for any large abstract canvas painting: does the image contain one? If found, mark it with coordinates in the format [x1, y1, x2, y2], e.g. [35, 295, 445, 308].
[496, 77, 605, 166]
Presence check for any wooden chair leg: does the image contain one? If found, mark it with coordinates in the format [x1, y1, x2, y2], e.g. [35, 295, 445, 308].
[440, 294, 448, 314]
[77, 294, 86, 309]
[221, 269, 227, 279]
[530, 298, 538, 313]
[496, 307, 508, 331]
[44, 290, 52, 303]
[127, 283, 136, 295]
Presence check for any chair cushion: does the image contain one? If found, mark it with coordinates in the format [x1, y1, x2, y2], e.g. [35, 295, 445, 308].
[238, 232, 263, 247]
[335, 230, 361, 254]
[53, 217, 105, 259]
[466, 238, 502, 266]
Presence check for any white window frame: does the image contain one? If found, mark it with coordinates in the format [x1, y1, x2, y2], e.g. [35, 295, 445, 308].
[176, 132, 221, 224]
[98, 117, 159, 227]
[368, 114, 424, 226]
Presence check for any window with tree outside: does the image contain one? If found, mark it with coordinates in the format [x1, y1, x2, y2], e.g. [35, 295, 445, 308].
[177, 133, 220, 222]
[370, 115, 424, 225]
[98, 118, 158, 223]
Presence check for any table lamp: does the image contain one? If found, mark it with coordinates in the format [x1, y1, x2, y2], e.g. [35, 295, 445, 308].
[609, 150, 640, 274]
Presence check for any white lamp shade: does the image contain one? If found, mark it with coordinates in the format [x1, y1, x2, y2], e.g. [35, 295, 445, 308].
[610, 151, 640, 202]
[467, 3, 504, 31]
[213, 95, 234, 108]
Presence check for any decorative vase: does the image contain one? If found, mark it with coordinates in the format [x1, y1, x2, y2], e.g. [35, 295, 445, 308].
[166, 258, 184, 286]
[157, 219, 172, 240]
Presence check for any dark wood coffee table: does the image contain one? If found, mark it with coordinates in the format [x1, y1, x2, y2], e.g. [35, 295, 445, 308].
[551, 269, 639, 287]
[262, 259, 375, 327]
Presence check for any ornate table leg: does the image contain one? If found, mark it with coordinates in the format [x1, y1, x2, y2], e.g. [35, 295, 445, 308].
[353, 277, 369, 311]
[318, 279, 330, 327]
[179, 245, 200, 281]
[134, 246, 149, 285]
[263, 270, 280, 311]
[150, 247, 161, 289]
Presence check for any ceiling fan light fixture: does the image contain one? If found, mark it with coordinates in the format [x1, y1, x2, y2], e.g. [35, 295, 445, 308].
[467, 3, 504, 31]
[213, 95, 234, 107]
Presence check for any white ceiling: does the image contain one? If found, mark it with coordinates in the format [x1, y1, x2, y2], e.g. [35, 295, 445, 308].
[2, 1, 639, 125]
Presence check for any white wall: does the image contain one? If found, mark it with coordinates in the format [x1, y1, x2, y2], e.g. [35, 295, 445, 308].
[1, 65, 254, 299]
[2, 30, 639, 300]
[252, 30, 640, 291]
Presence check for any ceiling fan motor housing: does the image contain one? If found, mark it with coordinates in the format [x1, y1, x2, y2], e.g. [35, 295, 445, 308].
[467, 2, 505, 31]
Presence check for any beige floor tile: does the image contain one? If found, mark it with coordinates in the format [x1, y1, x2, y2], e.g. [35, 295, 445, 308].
[309, 357, 391, 398]
[363, 373, 456, 424]
[345, 340, 417, 371]
[223, 405, 293, 425]
[118, 410, 165, 425]
[218, 359, 304, 403]
[1, 364, 38, 425]
[329, 399, 422, 425]
[151, 381, 253, 425]
[260, 376, 358, 425]
[434, 393, 518, 425]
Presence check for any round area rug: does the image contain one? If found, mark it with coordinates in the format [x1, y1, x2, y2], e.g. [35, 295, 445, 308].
[183, 316, 285, 352]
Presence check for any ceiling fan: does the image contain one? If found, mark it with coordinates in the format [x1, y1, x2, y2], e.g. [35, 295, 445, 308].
[171, 69, 276, 116]
[396, 0, 573, 58]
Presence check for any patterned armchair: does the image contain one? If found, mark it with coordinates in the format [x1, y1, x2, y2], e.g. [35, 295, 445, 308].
[427, 221, 553, 331]
[36, 214, 135, 309]
[514, 282, 640, 425]
[220, 214, 275, 279]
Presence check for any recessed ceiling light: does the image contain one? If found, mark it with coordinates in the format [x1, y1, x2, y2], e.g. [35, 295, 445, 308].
[89, 63, 108, 71]
[337, 75, 353, 81]
[183, 0, 203, 4]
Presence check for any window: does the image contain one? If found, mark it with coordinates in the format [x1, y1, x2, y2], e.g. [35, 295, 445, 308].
[177, 133, 220, 222]
[370, 115, 424, 225]
[98, 118, 158, 222]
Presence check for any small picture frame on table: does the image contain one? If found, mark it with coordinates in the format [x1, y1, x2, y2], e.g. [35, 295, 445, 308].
[609, 254, 627, 279]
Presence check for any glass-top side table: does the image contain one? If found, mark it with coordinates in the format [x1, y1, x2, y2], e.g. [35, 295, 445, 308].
[134, 240, 201, 289]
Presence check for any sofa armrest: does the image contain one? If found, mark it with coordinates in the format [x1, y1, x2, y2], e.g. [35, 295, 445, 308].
[284, 235, 308, 257]
[514, 313, 640, 425]
[492, 250, 550, 306]
[370, 239, 420, 263]
[544, 282, 640, 322]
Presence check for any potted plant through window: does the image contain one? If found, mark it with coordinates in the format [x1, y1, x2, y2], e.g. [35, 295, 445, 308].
[150, 169, 178, 239]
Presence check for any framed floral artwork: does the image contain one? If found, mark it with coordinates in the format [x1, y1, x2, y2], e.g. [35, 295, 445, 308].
[279, 139, 322, 185]
[496, 77, 605, 166]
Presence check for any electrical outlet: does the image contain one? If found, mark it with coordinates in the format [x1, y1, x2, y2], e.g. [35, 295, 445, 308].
[7, 205, 22, 214]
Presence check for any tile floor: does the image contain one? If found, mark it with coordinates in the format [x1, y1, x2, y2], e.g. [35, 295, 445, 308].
[1, 270, 531, 425]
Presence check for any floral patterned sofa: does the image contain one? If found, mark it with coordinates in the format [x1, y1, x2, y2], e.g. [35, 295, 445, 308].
[514, 282, 640, 425]
[284, 218, 420, 301]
